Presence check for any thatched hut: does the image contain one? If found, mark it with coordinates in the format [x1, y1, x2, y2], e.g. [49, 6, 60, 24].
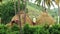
[36, 12, 56, 25]
[7, 10, 33, 26]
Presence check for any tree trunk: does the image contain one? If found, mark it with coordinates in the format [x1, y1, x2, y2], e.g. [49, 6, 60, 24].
[0, 17, 1, 24]
[23, 0, 26, 24]
[14, 0, 16, 15]
[18, 0, 22, 34]
[58, 3, 60, 24]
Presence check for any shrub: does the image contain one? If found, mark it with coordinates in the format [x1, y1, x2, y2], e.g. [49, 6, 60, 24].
[0, 24, 7, 34]
[0, 1, 26, 24]
[0, 24, 60, 34]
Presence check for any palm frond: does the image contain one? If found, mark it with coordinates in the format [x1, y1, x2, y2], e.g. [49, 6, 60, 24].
[35, 0, 41, 6]
[45, 0, 51, 7]
[55, 0, 59, 5]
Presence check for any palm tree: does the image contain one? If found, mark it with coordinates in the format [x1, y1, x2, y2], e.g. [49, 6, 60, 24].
[44, 0, 55, 11]
[36, 0, 54, 9]
[45, 0, 60, 24]
[35, 0, 41, 6]
[45, 0, 50, 12]
[35, 0, 51, 11]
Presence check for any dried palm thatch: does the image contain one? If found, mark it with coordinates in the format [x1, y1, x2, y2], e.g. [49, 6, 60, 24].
[5, 22, 12, 28]
[6, 10, 33, 27]
[36, 12, 56, 25]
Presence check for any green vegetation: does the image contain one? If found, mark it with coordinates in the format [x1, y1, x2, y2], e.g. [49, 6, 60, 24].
[0, 1, 25, 24]
[0, 24, 19, 34]
[0, 0, 58, 24]
[0, 0, 60, 34]
[0, 24, 60, 34]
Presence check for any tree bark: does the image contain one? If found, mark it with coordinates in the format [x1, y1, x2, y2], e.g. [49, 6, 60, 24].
[22, 0, 26, 24]
[18, 0, 22, 34]
[14, 0, 16, 15]
[58, 2, 60, 24]
[0, 17, 1, 24]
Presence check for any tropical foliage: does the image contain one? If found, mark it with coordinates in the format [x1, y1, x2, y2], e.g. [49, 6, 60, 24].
[0, 24, 60, 34]
[0, 0, 60, 34]
[0, 0, 25, 24]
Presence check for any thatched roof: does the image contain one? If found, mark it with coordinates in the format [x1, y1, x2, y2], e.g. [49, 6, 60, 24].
[36, 12, 56, 25]
[10, 10, 33, 26]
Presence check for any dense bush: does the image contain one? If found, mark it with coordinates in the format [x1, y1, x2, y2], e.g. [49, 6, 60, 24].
[0, 24, 60, 34]
[0, 1, 15, 24]
[0, 24, 20, 34]
[0, 1, 26, 24]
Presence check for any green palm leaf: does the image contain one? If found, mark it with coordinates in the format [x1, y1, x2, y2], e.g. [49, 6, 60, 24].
[35, 0, 41, 6]
[45, 0, 51, 7]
